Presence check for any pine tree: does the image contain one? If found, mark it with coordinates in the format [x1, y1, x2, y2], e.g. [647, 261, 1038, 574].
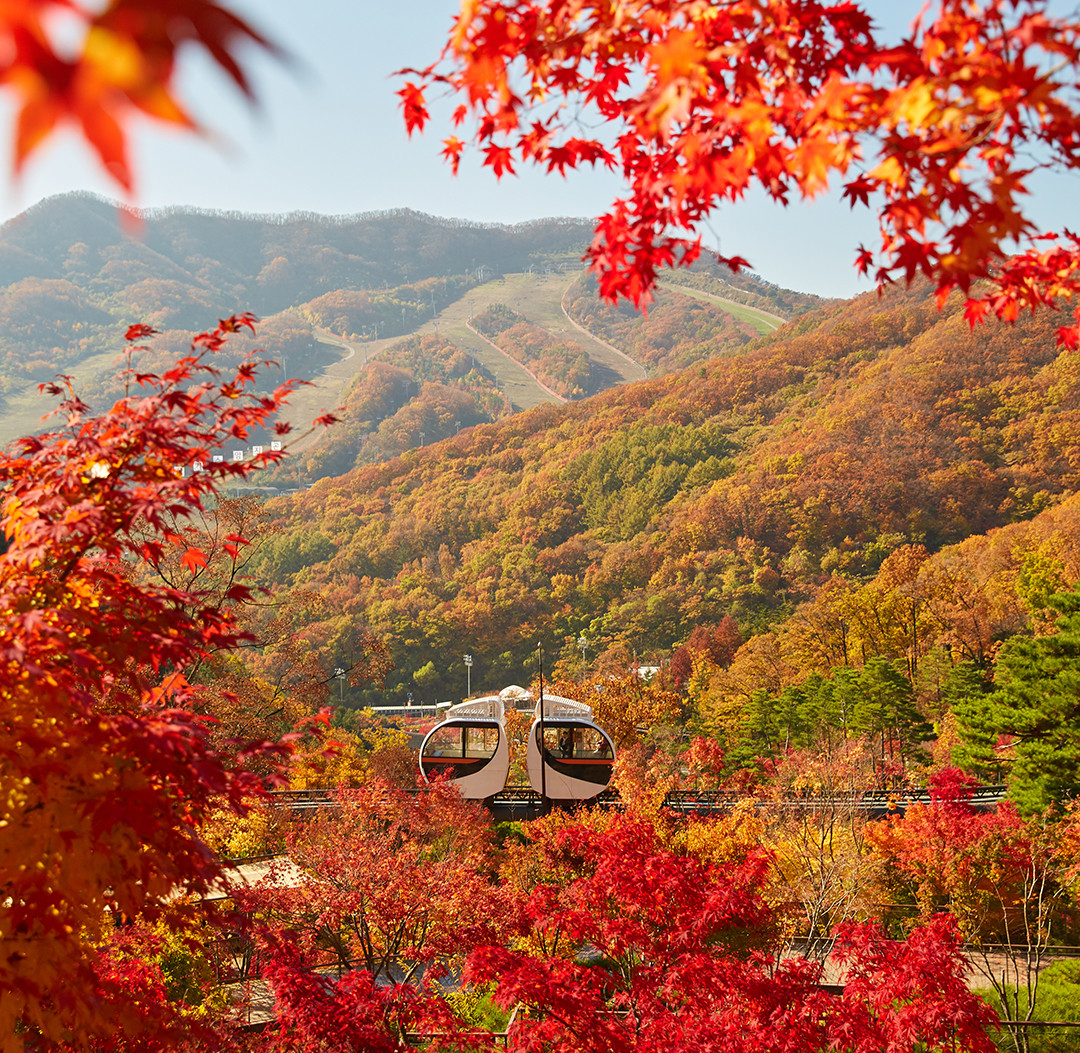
[946, 662, 1001, 782]
[851, 658, 931, 778]
[957, 589, 1080, 812]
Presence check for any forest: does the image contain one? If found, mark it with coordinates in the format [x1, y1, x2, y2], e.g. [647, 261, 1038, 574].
[0, 195, 595, 411]
[9, 0, 1080, 1049]
[8, 270, 1072, 1051]
[0, 194, 792, 467]
[250, 278, 1080, 714]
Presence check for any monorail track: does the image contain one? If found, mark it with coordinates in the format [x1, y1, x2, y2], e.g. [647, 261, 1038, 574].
[269, 784, 1007, 821]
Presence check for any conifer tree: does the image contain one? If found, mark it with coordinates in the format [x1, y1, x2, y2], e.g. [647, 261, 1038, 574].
[852, 657, 931, 776]
[943, 662, 999, 781]
[956, 589, 1080, 812]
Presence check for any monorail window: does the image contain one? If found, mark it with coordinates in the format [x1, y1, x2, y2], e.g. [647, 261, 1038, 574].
[578, 728, 612, 758]
[464, 726, 498, 758]
[541, 726, 612, 759]
[541, 726, 569, 757]
[425, 726, 463, 757]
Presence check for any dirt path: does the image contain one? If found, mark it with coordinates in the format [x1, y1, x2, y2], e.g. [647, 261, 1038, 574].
[560, 282, 647, 382]
[0, 271, 647, 452]
[486, 271, 645, 386]
[278, 279, 573, 463]
[276, 325, 394, 455]
[410, 275, 566, 411]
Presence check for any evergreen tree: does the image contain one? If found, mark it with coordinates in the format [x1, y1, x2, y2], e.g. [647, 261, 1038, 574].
[852, 657, 931, 776]
[775, 684, 809, 751]
[944, 662, 1000, 782]
[956, 588, 1080, 812]
[743, 689, 778, 746]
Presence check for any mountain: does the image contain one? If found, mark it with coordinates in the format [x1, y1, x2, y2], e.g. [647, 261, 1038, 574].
[0, 194, 811, 450]
[245, 279, 1078, 707]
[3, 191, 1068, 733]
[0, 193, 595, 310]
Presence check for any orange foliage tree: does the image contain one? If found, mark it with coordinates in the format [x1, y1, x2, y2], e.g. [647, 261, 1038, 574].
[0, 318, 320, 1046]
[403, 0, 1080, 345]
[238, 781, 509, 986]
[867, 769, 1079, 1051]
[0, 0, 277, 192]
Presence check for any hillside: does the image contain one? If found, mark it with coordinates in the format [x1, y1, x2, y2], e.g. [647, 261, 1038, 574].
[0, 194, 812, 450]
[246, 280, 1079, 708]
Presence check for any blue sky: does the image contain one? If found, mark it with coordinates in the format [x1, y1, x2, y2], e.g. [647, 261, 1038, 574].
[0, 1, 1072, 299]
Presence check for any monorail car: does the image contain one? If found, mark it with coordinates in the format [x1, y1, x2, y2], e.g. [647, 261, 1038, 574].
[525, 694, 615, 802]
[418, 694, 509, 799]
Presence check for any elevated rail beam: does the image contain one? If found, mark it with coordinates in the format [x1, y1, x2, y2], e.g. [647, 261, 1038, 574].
[267, 785, 1008, 819]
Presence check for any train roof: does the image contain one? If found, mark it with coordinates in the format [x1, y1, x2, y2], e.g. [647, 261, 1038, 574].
[532, 694, 596, 721]
[443, 695, 505, 721]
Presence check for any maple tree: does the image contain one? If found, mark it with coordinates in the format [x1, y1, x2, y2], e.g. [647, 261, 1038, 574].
[578, 671, 683, 748]
[251, 936, 479, 1053]
[238, 781, 508, 988]
[0, 317, 320, 1046]
[402, 0, 1080, 345]
[758, 744, 886, 956]
[467, 809, 997, 1053]
[0, 0, 278, 193]
[668, 616, 743, 689]
[867, 769, 1078, 1053]
[131, 497, 324, 755]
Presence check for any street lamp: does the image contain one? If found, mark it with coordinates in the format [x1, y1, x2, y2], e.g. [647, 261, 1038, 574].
[334, 667, 346, 701]
[578, 636, 589, 677]
[464, 654, 473, 698]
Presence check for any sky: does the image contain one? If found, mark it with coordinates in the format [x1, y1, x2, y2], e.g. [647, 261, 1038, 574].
[0, 1, 1072, 299]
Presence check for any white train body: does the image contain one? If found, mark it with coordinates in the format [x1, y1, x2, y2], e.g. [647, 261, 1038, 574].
[418, 695, 509, 799]
[525, 694, 616, 802]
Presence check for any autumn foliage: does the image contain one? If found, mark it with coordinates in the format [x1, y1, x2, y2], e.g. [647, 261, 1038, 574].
[10, 0, 1080, 1047]
[403, 0, 1080, 345]
[0, 0, 277, 192]
[0, 318, 307, 1045]
[468, 811, 997, 1053]
[240, 781, 508, 987]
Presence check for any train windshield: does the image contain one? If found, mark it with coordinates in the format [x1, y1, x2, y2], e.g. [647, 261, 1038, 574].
[423, 724, 500, 759]
[539, 725, 612, 759]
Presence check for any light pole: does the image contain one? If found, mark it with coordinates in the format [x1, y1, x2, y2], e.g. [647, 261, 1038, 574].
[334, 667, 346, 701]
[538, 643, 547, 806]
[464, 654, 473, 698]
[578, 636, 589, 677]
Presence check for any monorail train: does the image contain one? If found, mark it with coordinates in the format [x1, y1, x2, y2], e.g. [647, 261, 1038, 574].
[419, 686, 616, 802]
[417, 693, 509, 800]
[525, 694, 616, 802]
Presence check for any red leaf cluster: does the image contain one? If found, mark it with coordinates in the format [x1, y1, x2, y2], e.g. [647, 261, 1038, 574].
[0, 317, 299, 1043]
[466, 812, 996, 1053]
[404, 0, 1080, 336]
[0, 0, 280, 191]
